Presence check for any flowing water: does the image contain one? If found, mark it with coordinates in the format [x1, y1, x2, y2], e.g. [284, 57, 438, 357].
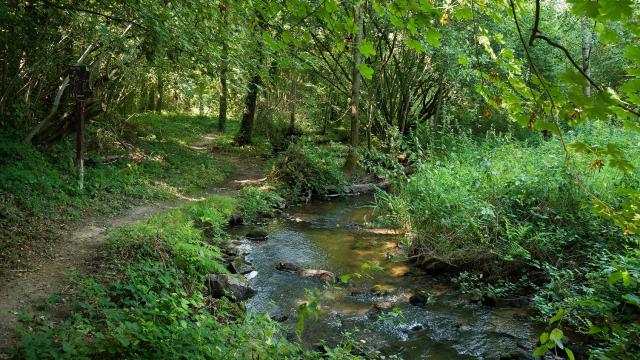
[230, 197, 537, 359]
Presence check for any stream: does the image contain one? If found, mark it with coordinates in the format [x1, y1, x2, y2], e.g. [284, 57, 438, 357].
[230, 196, 538, 359]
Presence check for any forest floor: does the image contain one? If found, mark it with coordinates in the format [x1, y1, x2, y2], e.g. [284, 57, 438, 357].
[0, 129, 267, 350]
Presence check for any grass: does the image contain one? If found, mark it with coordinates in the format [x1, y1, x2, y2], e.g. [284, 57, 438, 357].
[0, 112, 234, 271]
[9, 193, 318, 359]
[375, 122, 640, 357]
[8, 181, 364, 359]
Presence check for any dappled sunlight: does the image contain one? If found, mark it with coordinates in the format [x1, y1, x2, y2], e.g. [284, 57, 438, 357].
[388, 264, 411, 277]
[235, 177, 267, 186]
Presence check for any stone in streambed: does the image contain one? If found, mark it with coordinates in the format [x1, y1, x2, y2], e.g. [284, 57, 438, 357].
[276, 261, 335, 284]
[205, 274, 256, 301]
[409, 293, 429, 307]
[370, 284, 395, 296]
[373, 301, 393, 311]
[499, 349, 535, 360]
[231, 256, 255, 274]
[246, 229, 268, 241]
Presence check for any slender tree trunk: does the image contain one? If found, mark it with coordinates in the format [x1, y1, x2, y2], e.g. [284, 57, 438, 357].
[234, 11, 266, 145]
[581, 16, 591, 97]
[343, 5, 363, 173]
[367, 101, 373, 151]
[218, 68, 228, 130]
[156, 73, 164, 112]
[288, 75, 297, 134]
[198, 82, 205, 115]
[147, 82, 156, 111]
[217, 0, 229, 132]
[235, 74, 260, 145]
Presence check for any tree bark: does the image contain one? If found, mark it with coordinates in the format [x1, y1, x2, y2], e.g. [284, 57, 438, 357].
[234, 10, 266, 146]
[581, 16, 591, 97]
[288, 75, 297, 134]
[217, 0, 229, 132]
[343, 5, 363, 174]
[156, 72, 164, 112]
[235, 74, 260, 145]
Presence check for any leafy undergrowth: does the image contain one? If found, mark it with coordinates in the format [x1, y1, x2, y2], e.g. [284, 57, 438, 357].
[10, 191, 361, 359]
[271, 140, 349, 202]
[206, 120, 273, 158]
[0, 113, 234, 270]
[376, 123, 640, 357]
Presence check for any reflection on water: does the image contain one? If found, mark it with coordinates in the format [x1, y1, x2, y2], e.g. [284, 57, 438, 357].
[229, 197, 536, 359]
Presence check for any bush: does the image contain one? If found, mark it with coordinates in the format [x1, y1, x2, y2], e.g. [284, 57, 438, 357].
[377, 123, 640, 358]
[237, 186, 284, 220]
[13, 260, 311, 360]
[271, 141, 348, 201]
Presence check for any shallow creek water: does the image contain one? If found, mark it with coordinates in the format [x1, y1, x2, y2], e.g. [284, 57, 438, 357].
[230, 196, 537, 359]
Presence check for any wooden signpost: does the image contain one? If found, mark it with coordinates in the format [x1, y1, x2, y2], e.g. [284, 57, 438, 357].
[69, 66, 91, 189]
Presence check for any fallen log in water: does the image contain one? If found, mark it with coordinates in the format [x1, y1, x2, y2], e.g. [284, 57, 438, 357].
[325, 181, 390, 198]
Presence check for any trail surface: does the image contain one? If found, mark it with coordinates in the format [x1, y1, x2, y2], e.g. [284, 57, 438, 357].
[0, 134, 266, 350]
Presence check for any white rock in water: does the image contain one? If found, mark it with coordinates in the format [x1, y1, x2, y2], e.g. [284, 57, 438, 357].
[245, 270, 258, 280]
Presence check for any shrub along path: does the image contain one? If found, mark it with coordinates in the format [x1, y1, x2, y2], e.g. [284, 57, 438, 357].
[0, 132, 267, 350]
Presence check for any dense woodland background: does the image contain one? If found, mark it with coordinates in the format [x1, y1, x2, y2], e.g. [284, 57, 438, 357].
[1, 0, 639, 358]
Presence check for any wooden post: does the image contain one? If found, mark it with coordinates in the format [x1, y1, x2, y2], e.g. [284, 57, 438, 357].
[76, 99, 85, 189]
[69, 66, 91, 190]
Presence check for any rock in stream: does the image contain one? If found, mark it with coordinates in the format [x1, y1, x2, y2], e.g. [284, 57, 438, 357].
[205, 274, 256, 301]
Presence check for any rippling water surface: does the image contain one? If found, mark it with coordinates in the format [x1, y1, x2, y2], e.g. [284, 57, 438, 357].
[230, 197, 537, 359]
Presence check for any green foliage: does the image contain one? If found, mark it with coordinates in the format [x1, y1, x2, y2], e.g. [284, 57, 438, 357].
[453, 271, 517, 304]
[272, 141, 348, 201]
[0, 113, 232, 270]
[236, 186, 284, 220]
[380, 129, 634, 272]
[13, 260, 308, 359]
[11, 194, 324, 359]
[110, 196, 236, 275]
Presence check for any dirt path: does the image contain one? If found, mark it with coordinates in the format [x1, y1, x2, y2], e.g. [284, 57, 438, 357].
[0, 135, 267, 350]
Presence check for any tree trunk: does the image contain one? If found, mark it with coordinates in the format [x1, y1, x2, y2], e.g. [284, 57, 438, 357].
[343, 5, 363, 174]
[234, 10, 266, 146]
[156, 73, 164, 112]
[235, 73, 260, 145]
[581, 16, 591, 97]
[288, 75, 297, 134]
[198, 82, 205, 115]
[217, 0, 229, 132]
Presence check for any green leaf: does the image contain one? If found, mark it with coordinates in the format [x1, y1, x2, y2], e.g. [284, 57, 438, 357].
[425, 29, 442, 48]
[622, 293, 640, 306]
[405, 38, 426, 52]
[565, 348, 575, 360]
[595, 23, 619, 43]
[359, 40, 376, 58]
[357, 63, 374, 80]
[458, 55, 469, 65]
[373, 1, 384, 15]
[533, 345, 548, 357]
[624, 45, 640, 62]
[568, 0, 601, 18]
[454, 6, 473, 20]
[549, 328, 564, 344]
[540, 332, 549, 344]
[549, 308, 565, 325]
